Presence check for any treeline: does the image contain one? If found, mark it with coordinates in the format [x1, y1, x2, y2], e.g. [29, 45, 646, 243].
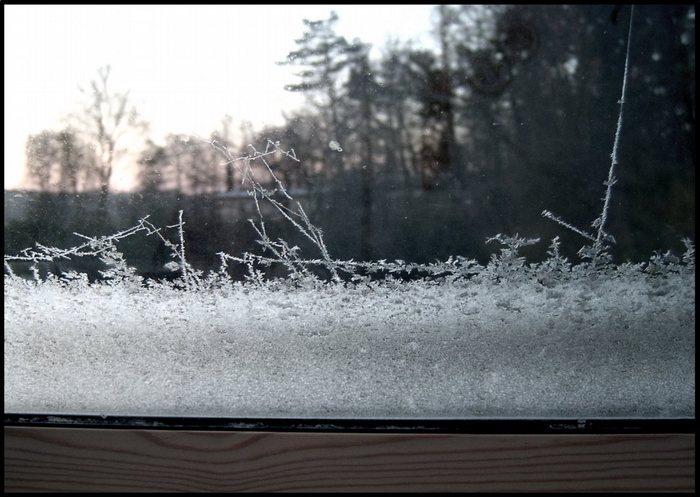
[13, 5, 696, 271]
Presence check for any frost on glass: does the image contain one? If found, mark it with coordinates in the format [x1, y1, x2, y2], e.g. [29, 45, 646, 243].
[4, 138, 695, 418]
[4, 5, 695, 419]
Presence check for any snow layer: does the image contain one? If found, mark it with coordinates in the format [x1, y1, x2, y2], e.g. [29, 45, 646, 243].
[4, 272, 694, 419]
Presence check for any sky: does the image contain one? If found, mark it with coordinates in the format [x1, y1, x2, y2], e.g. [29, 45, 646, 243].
[4, 4, 437, 191]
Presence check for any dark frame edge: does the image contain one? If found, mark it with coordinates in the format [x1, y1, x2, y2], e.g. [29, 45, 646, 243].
[4, 413, 696, 434]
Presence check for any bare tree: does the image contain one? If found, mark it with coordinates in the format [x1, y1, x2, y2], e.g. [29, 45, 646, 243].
[73, 65, 148, 212]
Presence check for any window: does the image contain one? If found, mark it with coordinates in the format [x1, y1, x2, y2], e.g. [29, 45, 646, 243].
[4, 5, 695, 424]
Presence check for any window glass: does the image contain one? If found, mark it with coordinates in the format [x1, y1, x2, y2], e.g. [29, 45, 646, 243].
[4, 5, 695, 420]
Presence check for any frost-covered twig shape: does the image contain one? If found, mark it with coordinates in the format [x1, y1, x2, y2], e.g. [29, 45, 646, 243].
[209, 139, 340, 281]
[543, 5, 634, 263]
[3, 212, 197, 288]
[4, 218, 156, 281]
[593, 4, 634, 255]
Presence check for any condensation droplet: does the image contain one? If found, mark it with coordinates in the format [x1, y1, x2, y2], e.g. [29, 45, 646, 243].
[328, 140, 343, 152]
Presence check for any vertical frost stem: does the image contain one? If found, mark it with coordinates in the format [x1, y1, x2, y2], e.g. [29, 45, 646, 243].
[177, 209, 189, 289]
[595, 5, 635, 257]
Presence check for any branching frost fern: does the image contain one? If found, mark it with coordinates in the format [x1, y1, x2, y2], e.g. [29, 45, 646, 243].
[542, 6, 634, 266]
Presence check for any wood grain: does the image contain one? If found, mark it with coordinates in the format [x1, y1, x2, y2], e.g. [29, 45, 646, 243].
[4, 428, 695, 492]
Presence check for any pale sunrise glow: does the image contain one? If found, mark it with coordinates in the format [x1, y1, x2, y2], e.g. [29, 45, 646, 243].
[4, 4, 436, 191]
